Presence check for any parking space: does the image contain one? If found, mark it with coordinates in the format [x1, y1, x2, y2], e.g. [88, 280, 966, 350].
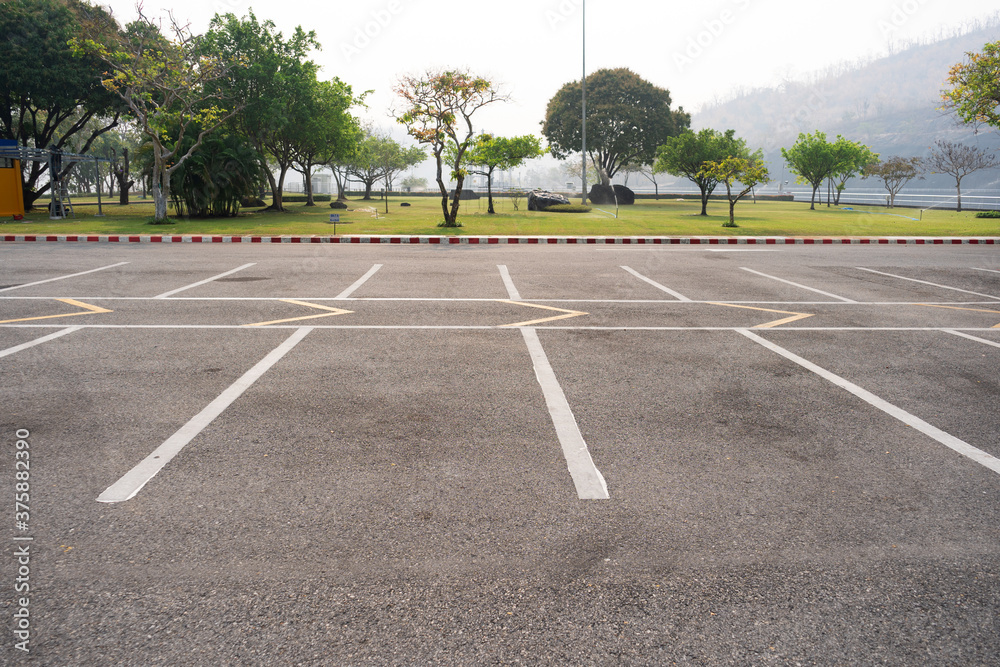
[1, 242, 999, 664]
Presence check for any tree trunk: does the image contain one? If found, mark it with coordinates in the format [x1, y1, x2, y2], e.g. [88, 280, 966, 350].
[810, 184, 818, 210]
[304, 165, 315, 206]
[152, 147, 169, 222]
[724, 182, 737, 227]
[118, 148, 131, 205]
[487, 174, 495, 214]
[447, 173, 464, 226]
[362, 180, 375, 200]
[699, 184, 710, 216]
[956, 178, 963, 212]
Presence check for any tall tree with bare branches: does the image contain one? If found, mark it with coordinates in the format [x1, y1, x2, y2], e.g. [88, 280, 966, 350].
[925, 140, 1000, 212]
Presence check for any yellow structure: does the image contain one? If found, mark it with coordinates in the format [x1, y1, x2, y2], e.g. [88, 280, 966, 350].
[0, 140, 26, 218]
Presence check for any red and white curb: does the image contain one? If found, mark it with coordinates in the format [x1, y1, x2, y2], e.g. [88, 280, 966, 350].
[1, 234, 998, 245]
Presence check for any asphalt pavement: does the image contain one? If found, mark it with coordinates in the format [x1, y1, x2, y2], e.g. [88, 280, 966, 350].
[1, 242, 999, 665]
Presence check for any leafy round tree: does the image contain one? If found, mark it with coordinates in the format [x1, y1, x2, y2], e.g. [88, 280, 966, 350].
[542, 68, 689, 187]
[781, 131, 839, 210]
[464, 134, 543, 214]
[698, 151, 770, 228]
[655, 129, 747, 216]
[1, 0, 125, 209]
[943, 41, 1000, 131]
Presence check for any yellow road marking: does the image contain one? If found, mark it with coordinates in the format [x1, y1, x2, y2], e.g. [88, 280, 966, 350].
[499, 300, 589, 327]
[0, 298, 112, 324]
[245, 299, 354, 327]
[918, 304, 1000, 328]
[709, 302, 814, 328]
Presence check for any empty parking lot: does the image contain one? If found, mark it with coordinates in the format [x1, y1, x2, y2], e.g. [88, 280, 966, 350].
[1, 241, 999, 664]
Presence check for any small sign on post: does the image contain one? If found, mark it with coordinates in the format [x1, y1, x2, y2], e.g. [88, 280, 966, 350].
[329, 213, 339, 235]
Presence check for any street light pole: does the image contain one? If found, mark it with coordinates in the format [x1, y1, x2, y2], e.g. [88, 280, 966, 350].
[581, 0, 587, 205]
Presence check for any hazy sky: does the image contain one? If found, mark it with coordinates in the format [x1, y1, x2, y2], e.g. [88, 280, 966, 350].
[101, 0, 997, 145]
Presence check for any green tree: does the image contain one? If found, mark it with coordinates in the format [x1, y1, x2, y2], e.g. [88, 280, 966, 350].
[925, 140, 999, 212]
[830, 137, 879, 205]
[394, 69, 507, 227]
[205, 11, 320, 212]
[464, 134, 543, 214]
[699, 152, 770, 227]
[542, 68, 689, 188]
[346, 130, 392, 200]
[1, 0, 125, 209]
[781, 131, 840, 210]
[290, 78, 362, 206]
[943, 41, 1000, 131]
[74, 11, 243, 221]
[863, 156, 924, 207]
[655, 128, 747, 215]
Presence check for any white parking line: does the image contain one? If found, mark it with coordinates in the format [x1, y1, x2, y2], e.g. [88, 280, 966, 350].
[521, 327, 609, 500]
[154, 263, 256, 298]
[0, 327, 80, 359]
[621, 266, 692, 301]
[857, 268, 1000, 301]
[943, 330, 1000, 349]
[97, 327, 313, 503]
[740, 268, 857, 303]
[739, 329, 1000, 476]
[497, 265, 521, 300]
[0, 262, 129, 293]
[335, 264, 383, 299]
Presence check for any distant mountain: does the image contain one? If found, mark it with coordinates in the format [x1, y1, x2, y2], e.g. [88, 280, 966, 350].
[693, 19, 1000, 189]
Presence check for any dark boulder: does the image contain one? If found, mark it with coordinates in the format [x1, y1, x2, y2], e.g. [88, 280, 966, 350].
[400, 202, 411, 207]
[241, 196, 267, 208]
[330, 201, 348, 209]
[587, 184, 635, 205]
[588, 183, 615, 204]
[450, 188, 480, 200]
[527, 190, 571, 211]
[613, 184, 635, 205]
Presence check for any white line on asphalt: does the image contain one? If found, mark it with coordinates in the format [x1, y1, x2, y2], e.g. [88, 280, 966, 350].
[0, 262, 130, 293]
[6, 296, 1000, 306]
[497, 265, 521, 300]
[856, 268, 1000, 301]
[520, 327, 609, 500]
[6, 324, 1000, 332]
[943, 330, 1000, 349]
[335, 264, 383, 299]
[740, 267, 857, 303]
[708, 249, 781, 253]
[973, 268, 1000, 275]
[739, 329, 1000, 477]
[621, 266, 692, 301]
[97, 327, 313, 503]
[154, 263, 257, 298]
[0, 327, 80, 359]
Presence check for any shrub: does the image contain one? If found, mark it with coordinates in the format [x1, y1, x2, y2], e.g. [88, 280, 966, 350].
[543, 204, 592, 213]
[282, 194, 331, 203]
[975, 210, 1000, 218]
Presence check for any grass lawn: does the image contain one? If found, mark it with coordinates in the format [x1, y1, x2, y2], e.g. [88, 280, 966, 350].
[2, 194, 997, 237]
